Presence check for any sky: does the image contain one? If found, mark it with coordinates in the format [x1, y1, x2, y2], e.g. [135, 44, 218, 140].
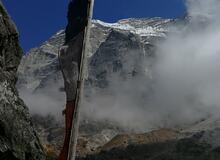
[2, 0, 186, 52]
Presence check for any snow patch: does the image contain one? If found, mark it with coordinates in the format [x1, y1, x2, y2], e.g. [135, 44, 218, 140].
[55, 30, 65, 36]
[93, 20, 167, 37]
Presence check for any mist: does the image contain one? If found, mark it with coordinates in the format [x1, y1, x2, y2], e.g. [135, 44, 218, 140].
[81, 0, 220, 131]
[19, 0, 220, 132]
[152, 0, 220, 124]
[18, 80, 66, 120]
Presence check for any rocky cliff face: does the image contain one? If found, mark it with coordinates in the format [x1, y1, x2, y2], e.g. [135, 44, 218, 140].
[0, 2, 45, 160]
[17, 18, 173, 125]
[16, 17, 173, 158]
[17, 18, 172, 93]
[17, 16, 220, 159]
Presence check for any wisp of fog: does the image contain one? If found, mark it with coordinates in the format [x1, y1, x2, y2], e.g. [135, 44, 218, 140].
[82, 0, 220, 131]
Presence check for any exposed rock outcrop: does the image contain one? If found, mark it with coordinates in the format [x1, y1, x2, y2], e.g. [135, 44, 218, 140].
[0, 2, 45, 160]
[80, 137, 220, 160]
[16, 18, 173, 158]
[31, 114, 123, 158]
[17, 18, 172, 93]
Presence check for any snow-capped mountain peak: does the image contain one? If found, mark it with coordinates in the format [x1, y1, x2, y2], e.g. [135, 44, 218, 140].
[92, 18, 171, 37]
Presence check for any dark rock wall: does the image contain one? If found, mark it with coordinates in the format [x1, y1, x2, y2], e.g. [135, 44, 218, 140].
[0, 2, 45, 160]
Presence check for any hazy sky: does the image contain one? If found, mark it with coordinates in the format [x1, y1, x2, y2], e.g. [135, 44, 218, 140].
[2, 0, 186, 52]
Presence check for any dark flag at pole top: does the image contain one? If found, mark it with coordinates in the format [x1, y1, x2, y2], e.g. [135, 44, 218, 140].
[65, 0, 89, 44]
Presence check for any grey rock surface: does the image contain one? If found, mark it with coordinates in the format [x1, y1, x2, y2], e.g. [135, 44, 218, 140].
[17, 18, 173, 132]
[31, 114, 123, 158]
[0, 2, 45, 160]
[16, 17, 173, 158]
[17, 18, 172, 93]
[16, 18, 173, 124]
